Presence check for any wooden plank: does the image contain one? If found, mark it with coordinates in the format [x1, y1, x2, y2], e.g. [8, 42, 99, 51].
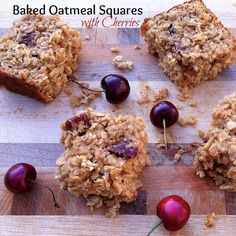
[148, 144, 194, 167]
[0, 167, 230, 216]
[0, 144, 63, 167]
[10, 189, 147, 216]
[0, 191, 13, 215]
[1, 167, 216, 192]
[0, 143, 194, 167]
[0, 215, 236, 236]
[10, 188, 93, 216]
[96, 28, 119, 45]
[141, 167, 218, 191]
[147, 190, 226, 215]
[225, 192, 236, 215]
[0, 80, 235, 143]
[79, 45, 148, 62]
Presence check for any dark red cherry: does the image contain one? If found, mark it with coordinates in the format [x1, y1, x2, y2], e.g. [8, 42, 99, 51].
[147, 195, 191, 235]
[156, 195, 191, 231]
[4, 163, 60, 208]
[150, 101, 179, 128]
[101, 74, 130, 104]
[4, 163, 36, 194]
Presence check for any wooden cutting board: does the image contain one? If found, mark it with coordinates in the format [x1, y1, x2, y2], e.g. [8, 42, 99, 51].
[0, 0, 236, 235]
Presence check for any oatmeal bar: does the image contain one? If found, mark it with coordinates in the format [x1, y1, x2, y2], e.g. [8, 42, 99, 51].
[141, 0, 236, 88]
[195, 93, 236, 191]
[55, 109, 149, 217]
[0, 15, 82, 102]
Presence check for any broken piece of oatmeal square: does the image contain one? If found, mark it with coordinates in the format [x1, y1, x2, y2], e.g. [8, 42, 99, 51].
[195, 93, 236, 191]
[141, 0, 236, 88]
[55, 109, 149, 217]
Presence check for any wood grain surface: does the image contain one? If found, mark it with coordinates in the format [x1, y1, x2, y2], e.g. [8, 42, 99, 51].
[0, 0, 236, 235]
[1, 215, 236, 236]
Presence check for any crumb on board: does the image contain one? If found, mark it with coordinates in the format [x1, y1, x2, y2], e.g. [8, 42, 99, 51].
[198, 129, 208, 141]
[204, 212, 217, 228]
[111, 47, 120, 53]
[178, 115, 197, 126]
[189, 100, 197, 107]
[174, 145, 185, 162]
[138, 81, 169, 104]
[64, 82, 101, 107]
[112, 55, 133, 70]
[85, 35, 91, 40]
[177, 87, 191, 101]
[155, 143, 166, 149]
[135, 45, 141, 50]
[186, 142, 201, 154]
[71, 88, 101, 107]
[156, 141, 200, 160]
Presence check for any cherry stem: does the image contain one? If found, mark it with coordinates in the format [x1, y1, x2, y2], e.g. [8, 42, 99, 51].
[147, 220, 162, 236]
[163, 119, 167, 150]
[32, 181, 60, 208]
[69, 78, 105, 93]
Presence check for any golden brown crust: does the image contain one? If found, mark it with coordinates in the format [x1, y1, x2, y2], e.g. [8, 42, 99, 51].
[0, 69, 49, 102]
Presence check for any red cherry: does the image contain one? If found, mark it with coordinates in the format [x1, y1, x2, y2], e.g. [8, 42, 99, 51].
[69, 74, 130, 104]
[150, 101, 179, 128]
[4, 163, 60, 208]
[150, 101, 179, 149]
[101, 74, 130, 104]
[4, 163, 36, 194]
[156, 195, 191, 231]
[147, 195, 190, 235]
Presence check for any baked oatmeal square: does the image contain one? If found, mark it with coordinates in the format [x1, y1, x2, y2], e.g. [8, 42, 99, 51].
[195, 93, 236, 191]
[0, 15, 82, 102]
[55, 109, 149, 217]
[141, 0, 236, 88]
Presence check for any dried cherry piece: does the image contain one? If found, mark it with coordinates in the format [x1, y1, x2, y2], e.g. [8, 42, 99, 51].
[65, 113, 91, 131]
[19, 32, 36, 46]
[108, 140, 138, 159]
